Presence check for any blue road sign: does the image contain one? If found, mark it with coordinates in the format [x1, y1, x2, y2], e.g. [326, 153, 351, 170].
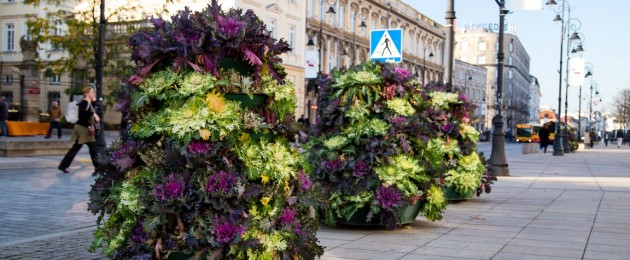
[370, 29, 403, 63]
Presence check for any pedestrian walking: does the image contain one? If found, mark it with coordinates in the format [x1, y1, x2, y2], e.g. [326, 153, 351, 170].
[617, 129, 624, 148]
[604, 132, 609, 146]
[58, 87, 100, 173]
[45, 101, 63, 139]
[584, 128, 591, 149]
[589, 129, 596, 148]
[0, 96, 7, 138]
[538, 123, 551, 154]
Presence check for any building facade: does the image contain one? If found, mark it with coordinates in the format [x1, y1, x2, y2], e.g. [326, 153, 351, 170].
[0, 0, 79, 119]
[453, 59, 487, 131]
[305, 0, 445, 122]
[1, 0, 307, 125]
[454, 28, 531, 134]
[529, 75, 541, 123]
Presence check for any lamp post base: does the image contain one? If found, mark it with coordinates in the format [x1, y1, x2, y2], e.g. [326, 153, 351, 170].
[562, 133, 570, 153]
[488, 114, 509, 177]
[553, 132, 564, 156]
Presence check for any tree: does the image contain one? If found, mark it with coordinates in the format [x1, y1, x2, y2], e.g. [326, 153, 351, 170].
[611, 88, 630, 130]
[25, 0, 175, 107]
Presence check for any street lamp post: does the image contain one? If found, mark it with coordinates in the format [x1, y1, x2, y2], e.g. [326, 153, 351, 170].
[422, 45, 433, 84]
[95, 0, 106, 155]
[489, 0, 509, 176]
[582, 66, 592, 142]
[444, 0, 455, 86]
[351, 6, 367, 67]
[307, 0, 337, 118]
[546, 0, 572, 156]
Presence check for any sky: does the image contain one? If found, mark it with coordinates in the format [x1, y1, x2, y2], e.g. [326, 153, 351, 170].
[402, 0, 630, 115]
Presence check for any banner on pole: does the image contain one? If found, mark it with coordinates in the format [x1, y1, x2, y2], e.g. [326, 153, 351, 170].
[569, 58, 585, 86]
[305, 50, 319, 79]
[508, 0, 542, 11]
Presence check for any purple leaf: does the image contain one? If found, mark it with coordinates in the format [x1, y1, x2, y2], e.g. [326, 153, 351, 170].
[243, 49, 262, 66]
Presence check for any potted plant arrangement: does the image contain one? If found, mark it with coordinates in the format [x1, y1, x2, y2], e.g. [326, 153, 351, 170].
[421, 83, 491, 201]
[88, 2, 323, 259]
[306, 62, 453, 229]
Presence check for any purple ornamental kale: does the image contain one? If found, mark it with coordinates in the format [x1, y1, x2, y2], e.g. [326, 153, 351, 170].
[187, 141, 213, 154]
[153, 174, 185, 201]
[296, 170, 313, 191]
[206, 170, 238, 194]
[441, 123, 454, 133]
[213, 217, 245, 244]
[279, 207, 297, 226]
[352, 161, 371, 177]
[111, 141, 137, 171]
[391, 116, 407, 125]
[394, 67, 409, 78]
[376, 186, 401, 210]
[132, 222, 148, 243]
[218, 16, 244, 38]
[322, 159, 343, 171]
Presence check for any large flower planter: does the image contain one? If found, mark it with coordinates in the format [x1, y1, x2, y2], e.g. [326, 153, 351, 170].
[335, 201, 425, 226]
[87, 2, 323, 259]
[443, 185, 475, 201]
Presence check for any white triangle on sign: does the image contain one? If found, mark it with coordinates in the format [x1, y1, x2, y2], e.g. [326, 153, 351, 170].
[371, 31, 401, 60]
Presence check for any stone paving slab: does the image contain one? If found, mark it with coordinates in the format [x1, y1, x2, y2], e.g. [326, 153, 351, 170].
[0, 142, 628, 259]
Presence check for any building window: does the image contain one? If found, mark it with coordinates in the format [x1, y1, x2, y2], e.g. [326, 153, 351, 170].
[508, 56, 513, 65]
[288, 25, 295, 52]
[48, 91, 61, 107]
[350, 11, 356, 32]
[51, 20, 62, 50]
[508, 70, 513, 79]
[338, 5, 344, 28]
[2, 74, 11, 84]
[308, 0, 314, 17]
[51, 74, 61, 84]
[478, 56, 486, 64]
[509, 40, 514, 53]
[269, 18, 276, 38]
[4, 23, 15, 51]
[460, 43, 468, 51]
[371, 18, 377, 30]
[478, 41, 486, 51]
[1, 91, 13, 103]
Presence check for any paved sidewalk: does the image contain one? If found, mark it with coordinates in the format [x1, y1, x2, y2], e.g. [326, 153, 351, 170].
[0, 142, 628, 259]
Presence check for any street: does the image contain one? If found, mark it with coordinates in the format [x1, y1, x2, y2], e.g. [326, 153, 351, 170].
[0, 142, 629, 259]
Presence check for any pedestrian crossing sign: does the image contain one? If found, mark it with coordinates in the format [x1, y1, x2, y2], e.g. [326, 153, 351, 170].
[370, 29, 403, 63]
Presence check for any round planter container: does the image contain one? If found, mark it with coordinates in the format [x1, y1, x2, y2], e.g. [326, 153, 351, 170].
[443, 185, 475, 201]
[335, 201, 424, 226]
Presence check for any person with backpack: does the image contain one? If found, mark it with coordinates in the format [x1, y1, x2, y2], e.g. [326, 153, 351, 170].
[58, 87, 100, 173]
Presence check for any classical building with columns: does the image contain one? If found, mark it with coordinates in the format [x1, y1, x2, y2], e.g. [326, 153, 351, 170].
[304, 0, 445, 123]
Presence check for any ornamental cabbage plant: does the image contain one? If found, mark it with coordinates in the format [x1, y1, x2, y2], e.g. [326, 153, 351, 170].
[88, 2, 323, 259]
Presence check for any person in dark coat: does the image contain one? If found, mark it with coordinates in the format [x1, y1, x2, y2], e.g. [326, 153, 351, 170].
[538, 123, 551, 154]
[589, 129, 596, 148]
[617, 129, 624, 148]
[58, 87, 100, 173]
